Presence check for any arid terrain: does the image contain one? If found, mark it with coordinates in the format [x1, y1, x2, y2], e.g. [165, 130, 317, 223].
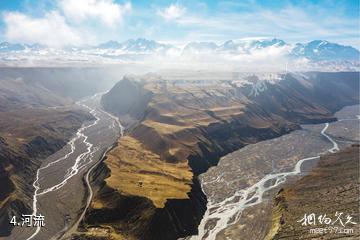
[0, 76, 92, 237]
[268, 106, 360, 240]
[269, 144, 359, 239]
[195, 105, 359, 240]
[78, 72, 359, 240]
[0, 1, 359, 239]
[0, 70, 358, 240]
[0, 70, 123, 240]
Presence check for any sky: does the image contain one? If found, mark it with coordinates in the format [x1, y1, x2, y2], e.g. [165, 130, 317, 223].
[0, 0, 358, 48]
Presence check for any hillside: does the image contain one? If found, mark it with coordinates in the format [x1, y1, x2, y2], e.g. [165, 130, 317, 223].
[268, 144, 359, 239]
[0, 77, 92, 236]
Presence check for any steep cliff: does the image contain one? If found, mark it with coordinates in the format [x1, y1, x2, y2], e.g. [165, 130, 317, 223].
[101, 78, 153, 122]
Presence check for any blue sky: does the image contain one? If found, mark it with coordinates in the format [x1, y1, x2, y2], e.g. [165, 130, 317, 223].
[0, 0, 358, 47]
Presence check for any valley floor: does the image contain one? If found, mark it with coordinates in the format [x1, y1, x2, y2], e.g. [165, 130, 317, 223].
[4, 95, 122, 240]
[192, 105, 359, 240]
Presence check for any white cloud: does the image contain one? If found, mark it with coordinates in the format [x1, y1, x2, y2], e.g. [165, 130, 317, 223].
[157, 3, 186, 20]
[2, 0, 132, 47]
[58, 0, 131, 26]
[3, 11, 82, 47]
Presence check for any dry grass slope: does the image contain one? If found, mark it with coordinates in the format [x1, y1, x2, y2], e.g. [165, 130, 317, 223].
[102, 136, 193, 208]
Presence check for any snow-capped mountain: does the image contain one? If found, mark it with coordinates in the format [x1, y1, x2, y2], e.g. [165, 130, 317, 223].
[122, 38, 173, 52]
[183, 38, 359, 61]
[218, 38, 287, 53]
[249, 38, 286, 49]
[0, 38, 358, 69]
[182, 39, 288, 54]
[1, 38, 358, 60]
[291, 40, 359, 60]
[96, 38, 174, 53]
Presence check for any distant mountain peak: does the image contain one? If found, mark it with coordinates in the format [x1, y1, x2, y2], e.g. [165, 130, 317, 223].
[96, 38, 173, 53]
[0, 38, 358, 64]
[291, 40, 359, 60]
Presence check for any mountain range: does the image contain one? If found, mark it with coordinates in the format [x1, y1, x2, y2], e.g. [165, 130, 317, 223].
[0, 38, 359, 63]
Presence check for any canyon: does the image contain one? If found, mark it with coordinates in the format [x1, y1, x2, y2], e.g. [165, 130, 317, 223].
[0, 70, 358, 240]
[79, 72, 359, 239]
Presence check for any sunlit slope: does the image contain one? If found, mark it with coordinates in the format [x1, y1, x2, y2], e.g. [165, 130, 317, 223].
[99, 80, 289, 206]
[102, 136, 192, 208]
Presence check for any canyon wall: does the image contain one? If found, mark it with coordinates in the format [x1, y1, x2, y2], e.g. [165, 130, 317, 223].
[79, 72, 359, 240]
